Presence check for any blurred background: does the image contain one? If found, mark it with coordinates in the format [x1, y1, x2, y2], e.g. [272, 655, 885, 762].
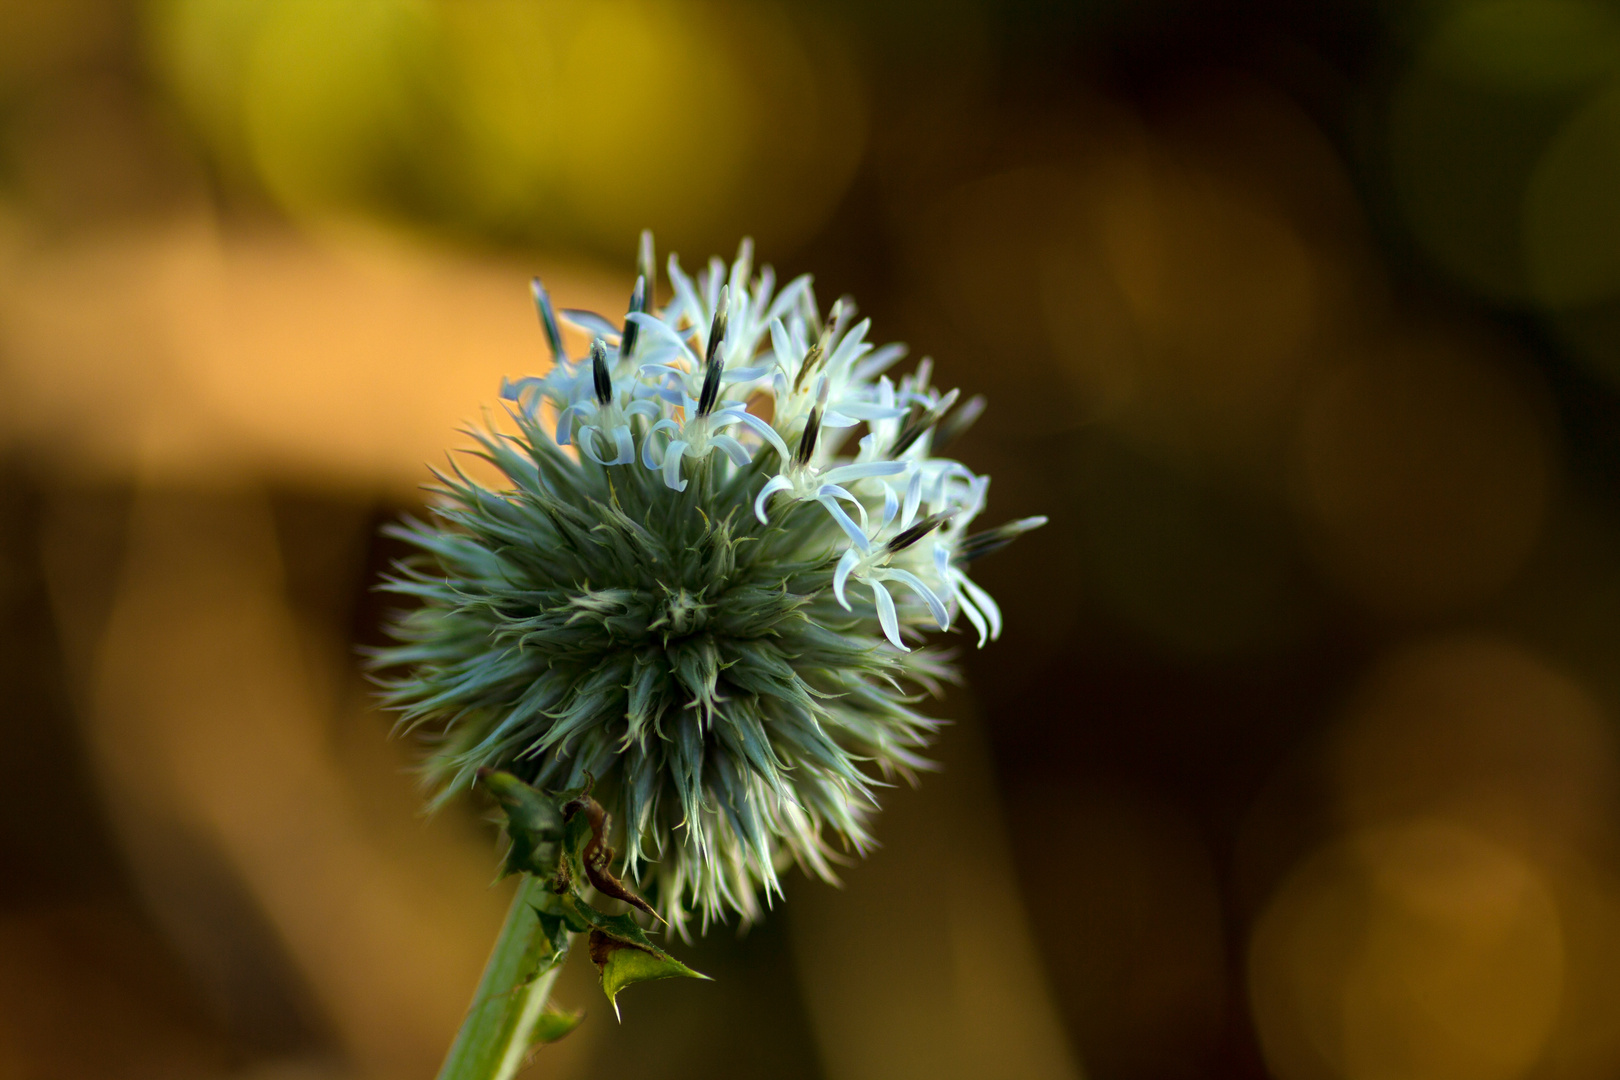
[6, 1, 1620, 1078]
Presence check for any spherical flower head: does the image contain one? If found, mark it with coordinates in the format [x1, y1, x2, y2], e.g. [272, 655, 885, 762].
[373, 235, 1044, 936]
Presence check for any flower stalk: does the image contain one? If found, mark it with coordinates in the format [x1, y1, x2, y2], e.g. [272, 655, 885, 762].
[436, 875, 571, 1080]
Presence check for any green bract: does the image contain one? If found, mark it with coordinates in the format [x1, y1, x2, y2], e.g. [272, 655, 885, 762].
[374, 236, 1041, 934]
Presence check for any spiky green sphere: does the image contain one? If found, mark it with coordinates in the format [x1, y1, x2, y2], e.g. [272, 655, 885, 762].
[374, 236, 1041, 933]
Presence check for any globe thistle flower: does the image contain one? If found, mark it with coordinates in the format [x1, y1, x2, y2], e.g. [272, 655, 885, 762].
[374, 234, 1043, 936]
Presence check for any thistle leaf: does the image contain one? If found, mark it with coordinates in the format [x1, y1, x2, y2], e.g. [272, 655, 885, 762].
[530, 1006, 584, 1045]
[481, 769, 564, 878]
[588, 929, 711, 1020]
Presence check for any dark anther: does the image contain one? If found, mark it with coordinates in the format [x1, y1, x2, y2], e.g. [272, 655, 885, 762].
[890, 388, 960, 457]
[531, 277, 565, 361]
[697, 355, 724, 418]
[955, 516, 1049, 562]
[697, 286, 729, 418]
[795, 408, 820, 466]
[931, 394, 986, 453]
[620, 276, 646, 361]
[887, 510, 957, 554]
[795, 381, 830, 466]
[591, 338, 613, 406]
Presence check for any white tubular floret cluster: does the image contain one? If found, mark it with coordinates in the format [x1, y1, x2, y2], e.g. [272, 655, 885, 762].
[503, 235, 1027, 651]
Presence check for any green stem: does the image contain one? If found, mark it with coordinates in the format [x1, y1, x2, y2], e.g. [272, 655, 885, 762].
[437, 875, 570, 1080]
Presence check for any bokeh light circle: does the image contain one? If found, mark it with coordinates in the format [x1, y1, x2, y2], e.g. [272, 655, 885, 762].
[1250, 820, 1564, 1080]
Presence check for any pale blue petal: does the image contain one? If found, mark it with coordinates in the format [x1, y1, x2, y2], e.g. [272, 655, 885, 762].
[903, 470, 923, 527]
[704, 256, 726, 315]
[823, 499, 870, 551]
[754, 475, 793, 523]
[833, 549, 860, 610]
[644, 418, 680, 470]
[826, 317, 872, 373]
[579, 429, 612, 465]
[830, 402, 908, 421]
[768, 318, 794, 372]
[626, 312, 699, 366]
[764, 275, 812, 327]
[562, 309, 620, 340]
[959, 574, 1003, 642]
[662, 441, 689, 491]
[556, 403, 592, 446]
[610, 426, 635, 465]
[871, 580, 905, 650]
[727, 409, 791, 462]
[666, 255, 704, 328]
[711, 433, 752, 467]
[821, 460, 907, 485]
[853, 343, 907, 381]
[879, 568, 950, 630]
[816, 484, 869, 531]
[956, 585, 990, 646]
[754, 264, 776, 312]
[639, 362, 691, 381]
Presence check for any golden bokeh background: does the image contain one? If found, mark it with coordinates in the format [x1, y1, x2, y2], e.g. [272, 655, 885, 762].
[6, 1, 1620, 1078]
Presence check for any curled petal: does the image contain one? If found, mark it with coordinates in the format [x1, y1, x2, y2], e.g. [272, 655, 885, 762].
[724, 409, 791, 463]
[956, 586, 991, 646]
[710, 433, 753, 467]
[879, 568, 951, 630]
[753, 475, 794, 523]
[881, 483, 900, 530]
[816, 484, 869, 532]
[870, 580, 905, 650]
[643, 418, 681, 470]
[822, 499, 870, 552]
[958, 573, 1003, 642]
[833, 549, 861, 610]
[578, 427, 613, 465]
[500, 375, 546, 417]
[556, 403, 595, 447]
[661, 440, 689, 491]
[902, 470, 924, 527]
[610, 426, 636, 465]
